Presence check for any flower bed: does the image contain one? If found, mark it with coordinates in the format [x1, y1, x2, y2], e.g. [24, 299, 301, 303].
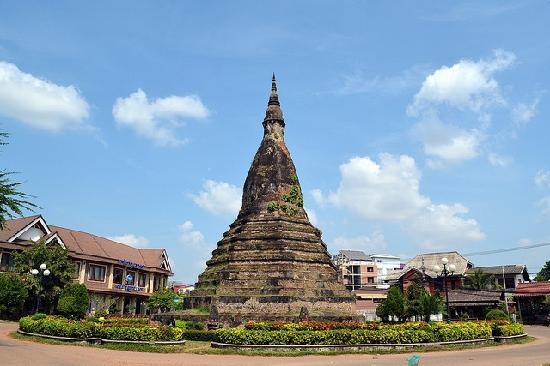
[19, 316, 525, 346]
[19, 314, 184, 342]
[215, 320, 523, 345]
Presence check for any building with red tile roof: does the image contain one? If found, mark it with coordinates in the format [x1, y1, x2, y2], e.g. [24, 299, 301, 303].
[0, 215, 172, 315]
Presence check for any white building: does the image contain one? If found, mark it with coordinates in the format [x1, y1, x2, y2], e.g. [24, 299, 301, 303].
[370, 254, 402, 285]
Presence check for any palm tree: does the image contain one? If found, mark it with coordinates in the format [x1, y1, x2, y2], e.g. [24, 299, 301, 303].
[464, 269, 495, 290]
[0, 131, 37, 229]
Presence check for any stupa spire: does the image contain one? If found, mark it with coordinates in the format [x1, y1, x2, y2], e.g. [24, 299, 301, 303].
[269, 73, 280, 106]
[264, 73, 284, 126]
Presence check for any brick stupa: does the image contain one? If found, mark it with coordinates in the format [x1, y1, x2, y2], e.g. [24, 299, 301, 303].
[188, 75, 355, 322]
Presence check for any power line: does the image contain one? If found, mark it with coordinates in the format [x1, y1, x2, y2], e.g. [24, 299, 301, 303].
[464, 242, 550, 257]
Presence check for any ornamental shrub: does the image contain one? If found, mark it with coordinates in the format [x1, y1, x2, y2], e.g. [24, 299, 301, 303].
[492, 322, 524, 337]
[485, 309, 509, 321]
[0, 272, 28, 320]
[216, 321, 493, 345]
[19, 315, 183, 341]
[181, 329, 218, 341]
[432, 321, 492, 342]
[57, 283, 89, 319]
[19, 315, 98, 338]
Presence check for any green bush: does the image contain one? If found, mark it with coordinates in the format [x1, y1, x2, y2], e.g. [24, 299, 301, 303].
[0, 272, 28, 320]
[19, 315, 99, 338]
[100, 316, 150, 327]
[175, 320, 205, 330]
[216, 321, 494, 345]
[19, 315, 183, 341]
[485, 309, 509, 321]
[432, 321, 492, 342]
[492, 322, 524, 337]
[56, 283, 89, 319]
[181, 329, 218, 341]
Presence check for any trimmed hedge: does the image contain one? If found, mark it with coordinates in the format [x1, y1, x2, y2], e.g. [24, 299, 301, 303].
[492, 322, 524, 337]
[216, 321, 518, 345]
[19, 317, 525, 345]
[19, 315, 183, 341]
[181, 329, 218, 342]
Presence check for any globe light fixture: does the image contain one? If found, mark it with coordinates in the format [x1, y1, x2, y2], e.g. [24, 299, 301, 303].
[434, 257, 455, 322]
[31, 263, 52, 313]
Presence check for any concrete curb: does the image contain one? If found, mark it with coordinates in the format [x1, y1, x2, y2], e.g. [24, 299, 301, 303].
[211, 334, 528, 352]
[17, 330, 186, 346]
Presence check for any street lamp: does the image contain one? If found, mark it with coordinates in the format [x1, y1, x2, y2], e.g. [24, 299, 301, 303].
[434, 257, 456, 322]
[31, 263, 51, 313]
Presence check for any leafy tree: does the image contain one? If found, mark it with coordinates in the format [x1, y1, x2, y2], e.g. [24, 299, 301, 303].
[485, 308, 509, 320]
[535, 261, 550, 282]
[405, 281, 444, 322]
[464, 269, 496, 290]
[419, 291, 444, 322]
[0, 272, 28, 319]
[57, 283, 89, 319]
[376, 285, 406, 322]
[405, 281, 426, 319]
[13, 240, 73, 313]
[146, 287, 177, 313]
[0, 131, 38, 230]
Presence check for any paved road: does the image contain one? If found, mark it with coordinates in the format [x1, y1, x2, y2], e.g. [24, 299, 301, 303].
[1, 321, 549, 366]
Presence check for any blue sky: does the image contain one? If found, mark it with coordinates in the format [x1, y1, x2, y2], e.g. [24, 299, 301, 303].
[1, 1, 549, 283]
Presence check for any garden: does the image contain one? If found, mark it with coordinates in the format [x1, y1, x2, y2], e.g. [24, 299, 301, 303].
[17, 314, 525, 348]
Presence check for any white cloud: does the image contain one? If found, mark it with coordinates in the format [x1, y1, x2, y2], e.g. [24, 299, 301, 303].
[304, 206, 318, 226]
[518, 238, 533, 247]
[190, 180, 241, 217]
[408, 203, 485, 248]
[324, 154, 430, 221]
[406, 50, 528, 168]
[177, 220, 210, 275]
[331, 231, 387, 253]
[112, 88, 209, 147]
[538, 196, 550, 217]
[315, 154, 485, 246]
[408, 49, 515, 116]
[108, 234, 150, 248]
[535, 170, 550, 188]
[412, 119, 483, 167]
[337, 65, 428, 95]
[178, 220, 206, 248]
[488, 153, 512, 167]
[0, 61, 89, 131]
[512, 99, 539, 125]
[311, 189, 326, 206]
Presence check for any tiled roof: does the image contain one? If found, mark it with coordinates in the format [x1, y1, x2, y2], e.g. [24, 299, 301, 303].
[466, 265, 527, 276]
[0, 215, 41, 242]
[514, 282, 550, 297]
[447, 289, 502, 304]
[338, 250, 371, 261]
[399, 251, 472, 279]
[51, 225, 169, 272]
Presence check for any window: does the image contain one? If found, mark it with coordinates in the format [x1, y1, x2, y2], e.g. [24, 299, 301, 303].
[153, 275, 161, 291]
[88, 264, 106, 282]
[113, 268, 124, 284]
[367, 277, 375, 284]
[0, 252, 14, 272]
[367, 267, 374, 272]
[138, 273, 147, 287]
[126, 270, 136, 285]
[73, 261, 81, 279]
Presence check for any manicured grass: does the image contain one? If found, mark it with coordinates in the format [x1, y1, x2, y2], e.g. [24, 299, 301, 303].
[10, 331, 535, 356]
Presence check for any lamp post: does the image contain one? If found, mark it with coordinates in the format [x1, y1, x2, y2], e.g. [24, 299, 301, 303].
[31, 263, 51, 313]
[434, 257, 456, 322]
